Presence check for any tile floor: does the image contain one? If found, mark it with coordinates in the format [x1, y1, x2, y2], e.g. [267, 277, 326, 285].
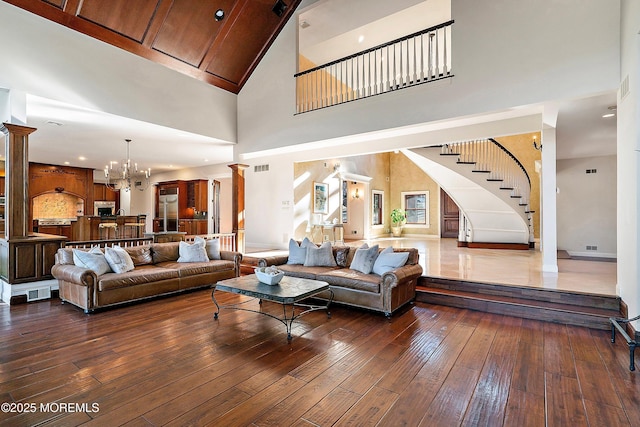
[246, 236, 617, 297]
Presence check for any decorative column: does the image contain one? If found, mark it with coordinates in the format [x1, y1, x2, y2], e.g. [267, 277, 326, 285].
[228, 163, 249, 253]
[2, 123, 36, 238]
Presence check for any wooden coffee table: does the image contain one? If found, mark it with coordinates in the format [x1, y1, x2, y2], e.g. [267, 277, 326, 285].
[212, 274, 333, 340]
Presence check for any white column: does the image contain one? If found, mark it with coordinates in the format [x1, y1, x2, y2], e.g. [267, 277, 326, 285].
[540, 125, 558, 273]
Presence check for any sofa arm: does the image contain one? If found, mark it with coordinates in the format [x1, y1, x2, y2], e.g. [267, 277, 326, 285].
[258, 255, 289, 268]
[220, 251, 243, 276]
[381, 263, 424, 288]
[51, 264, 98, 287]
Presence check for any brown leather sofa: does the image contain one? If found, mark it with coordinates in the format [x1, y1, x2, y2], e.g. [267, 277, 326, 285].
[256, 245, 422, 317]
[52, 242, 241, 313]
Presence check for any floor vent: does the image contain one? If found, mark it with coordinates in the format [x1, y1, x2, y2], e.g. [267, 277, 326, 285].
[27, 287, 51, 302]
[254, 164, 269, 172]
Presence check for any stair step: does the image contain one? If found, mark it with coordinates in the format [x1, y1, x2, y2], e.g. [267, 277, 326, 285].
[472, 170, 491, 173]
[419, 276, 621, 310]
[440, 153, 460, 156]
[417, 286, 619, 330]
[499, 187, 514, 190]
[510, 195, 522, 198]
[457, 161, 476, 165]
[526, 210, 536, 214]
[487, 179, 503, 182]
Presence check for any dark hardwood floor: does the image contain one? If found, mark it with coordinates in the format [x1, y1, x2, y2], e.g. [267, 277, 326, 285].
[1, 289, 638, 426]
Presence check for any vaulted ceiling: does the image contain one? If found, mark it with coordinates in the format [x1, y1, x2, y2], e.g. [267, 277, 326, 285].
[4, 0, 301, 94]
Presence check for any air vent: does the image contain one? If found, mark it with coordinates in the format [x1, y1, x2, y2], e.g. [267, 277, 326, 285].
[27, 287, 51, 302]
[620, 75, 629, 101]
[254, 164, 269, 172]
[586, 169, 597, 174]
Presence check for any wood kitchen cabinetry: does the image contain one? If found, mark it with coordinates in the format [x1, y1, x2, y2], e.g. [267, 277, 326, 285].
[93, 184, 119, 203]
[154, 180, 208, 234]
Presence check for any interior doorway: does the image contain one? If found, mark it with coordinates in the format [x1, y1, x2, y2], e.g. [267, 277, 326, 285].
[343, 181, 366, 239]
[440, 188, 459, 238]
[211, 180, 220, 234]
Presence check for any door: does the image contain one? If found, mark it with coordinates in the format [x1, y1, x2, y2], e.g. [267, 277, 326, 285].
[441, 188, 459, 238]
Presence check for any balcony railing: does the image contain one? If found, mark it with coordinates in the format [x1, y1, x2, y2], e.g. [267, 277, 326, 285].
[295, 20, 454, 114]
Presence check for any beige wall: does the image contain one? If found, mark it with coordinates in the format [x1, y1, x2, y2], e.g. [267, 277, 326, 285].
[390, 152, 441, 236]
[494, 133, 541, 239]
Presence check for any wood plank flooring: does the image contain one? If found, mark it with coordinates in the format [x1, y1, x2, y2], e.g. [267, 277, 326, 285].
[1, 289, 638, 426]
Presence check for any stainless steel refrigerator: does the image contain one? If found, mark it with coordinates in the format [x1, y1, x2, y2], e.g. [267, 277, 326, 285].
[158, 188, 179, 232]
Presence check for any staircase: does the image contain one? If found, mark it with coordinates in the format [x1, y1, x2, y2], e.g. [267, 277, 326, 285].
[417, 276, 622, 330]
[405, 139, 534, 246]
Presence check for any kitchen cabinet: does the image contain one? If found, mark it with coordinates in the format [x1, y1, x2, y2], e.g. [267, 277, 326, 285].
[155, 180, 208, 235]
[93, 183, 119, 202]
[187, 180, 208, 213]
[37, 225, 72, 239]
[177, 219, 208, 235]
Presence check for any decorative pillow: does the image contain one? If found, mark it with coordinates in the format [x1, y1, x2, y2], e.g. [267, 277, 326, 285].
[304, 241, 337, 267]
[350, 244, 380, 274]
[287, 237, 313, 265]
[372, 246, 410, 275]
[204, 238, 221, 260]
[72, 247, 112, 276]
[333, 246, 351, 268]
[125, 245, 153, 266]
[104, 245, 135, 274]
[177, 239, 209, 263]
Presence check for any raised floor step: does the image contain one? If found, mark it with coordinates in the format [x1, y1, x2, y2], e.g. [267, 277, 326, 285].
[417, 277, 621, 330]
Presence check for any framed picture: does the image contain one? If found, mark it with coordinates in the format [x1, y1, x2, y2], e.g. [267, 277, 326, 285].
[313, 182, 329, 214]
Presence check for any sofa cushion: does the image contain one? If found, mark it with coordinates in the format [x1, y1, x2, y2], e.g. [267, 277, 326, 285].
[317, 269, 381, 293]
[350, 244, 380, 274]
[157, 260, 235, 277]
[98, 266, 179, 291]
[105, 246, 135, 273]
[287, 238, 312, 265]
[125, 245, 154, 266]
[304, 241, 337, 267]
[277, 264, 339, 280]
[151, 242, 180, 264]
[372, 246, 410, 275]
[73, 247, 112, 276]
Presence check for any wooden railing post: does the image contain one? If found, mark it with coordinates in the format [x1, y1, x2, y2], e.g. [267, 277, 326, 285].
[229, 164, 248, 254]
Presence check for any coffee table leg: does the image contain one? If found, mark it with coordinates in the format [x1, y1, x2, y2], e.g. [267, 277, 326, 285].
[211, 288, 220, 320]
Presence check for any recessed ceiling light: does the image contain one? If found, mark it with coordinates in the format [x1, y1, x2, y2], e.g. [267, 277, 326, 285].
[299, 20, 310, 29]
[78, 156, 86, 161]
[64, 161, 70, 165]
[214, 9, 224, 21]
[602, 113, 615, 118]
[358, 35, 365, 43]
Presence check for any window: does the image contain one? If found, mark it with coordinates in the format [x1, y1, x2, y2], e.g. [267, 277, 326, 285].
[402, 191, 429, 227]
[372, 190, 384, 227]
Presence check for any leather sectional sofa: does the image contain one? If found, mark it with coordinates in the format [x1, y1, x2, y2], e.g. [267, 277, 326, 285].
[255, 243, 423, 316]
[52, 241, 241, 313]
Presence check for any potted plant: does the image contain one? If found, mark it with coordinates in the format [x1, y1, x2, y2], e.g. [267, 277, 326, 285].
[390, 208, 406, 237]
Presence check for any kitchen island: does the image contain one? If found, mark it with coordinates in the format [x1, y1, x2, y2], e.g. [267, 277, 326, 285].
[71, 215, 147, 241]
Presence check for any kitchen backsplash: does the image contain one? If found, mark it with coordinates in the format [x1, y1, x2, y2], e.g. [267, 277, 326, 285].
[32, 193, 84, 219]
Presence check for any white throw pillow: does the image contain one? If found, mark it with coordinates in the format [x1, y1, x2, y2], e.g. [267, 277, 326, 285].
[73, 247, 112, 276]
[204, 238, 221, 260]
[372, 246, 410, 275]
[104, 245, 135, 274]
[177, 238, 209, 263]
[350, 244, 380, 274]
[304, 241, 337, 267]
[287, 237, 313, 265]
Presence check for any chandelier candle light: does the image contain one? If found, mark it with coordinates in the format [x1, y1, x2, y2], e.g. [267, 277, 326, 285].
[104, 139, 151, 192]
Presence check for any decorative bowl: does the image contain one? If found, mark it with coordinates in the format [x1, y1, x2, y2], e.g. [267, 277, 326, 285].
[254, 267, 284, 285]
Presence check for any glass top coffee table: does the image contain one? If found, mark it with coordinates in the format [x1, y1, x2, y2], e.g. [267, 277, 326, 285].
[212, 274, 333, 340]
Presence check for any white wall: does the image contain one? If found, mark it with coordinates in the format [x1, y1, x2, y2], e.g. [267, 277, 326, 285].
[238, 0, 619, 154]
[0, 2, 237, 143]
[238, 0, 620, 250]
[557, 156, 617, 258]
[618, 0, 640, 326]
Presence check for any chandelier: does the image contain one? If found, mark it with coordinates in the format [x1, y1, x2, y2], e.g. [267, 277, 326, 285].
[104, 139, 151, 192]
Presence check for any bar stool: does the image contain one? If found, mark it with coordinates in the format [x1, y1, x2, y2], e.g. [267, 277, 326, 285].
[99, 222, 118, 239]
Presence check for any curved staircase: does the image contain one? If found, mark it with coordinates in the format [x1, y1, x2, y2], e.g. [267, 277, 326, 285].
[405, 138, 534, 246]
